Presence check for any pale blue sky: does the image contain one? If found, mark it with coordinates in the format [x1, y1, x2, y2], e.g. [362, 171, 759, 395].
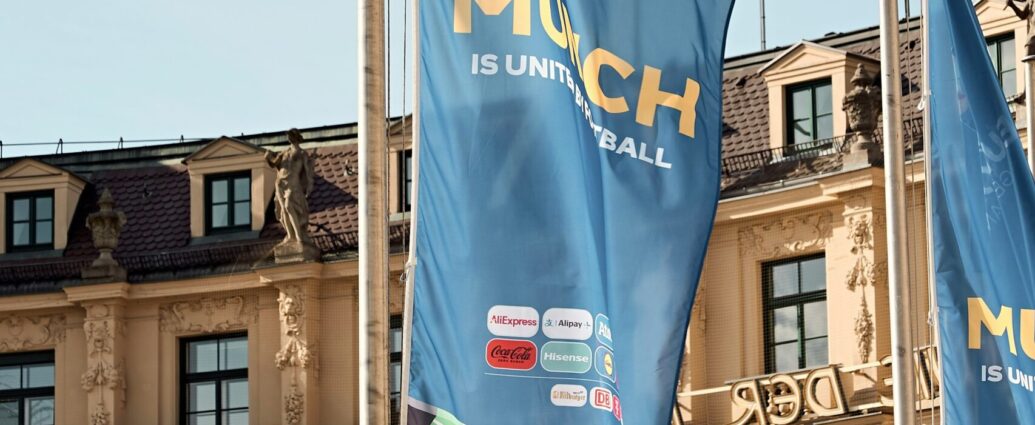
[1, 0, 923, 156]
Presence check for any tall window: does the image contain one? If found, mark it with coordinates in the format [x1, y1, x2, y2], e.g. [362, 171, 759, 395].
[786, 80, 833, 145]
[0, 351, 55, 425]
[205, 173, 251, 234]
[5, 191, 54, 252]
[763, 255, 827, 373]
[987, 35, 1017, 98]
[181, 334, 248, 425]
[390, 316, 403, 425]
[399, 150, 413, 213]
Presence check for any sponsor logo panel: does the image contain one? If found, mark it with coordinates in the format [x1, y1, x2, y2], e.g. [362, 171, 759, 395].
[485, 338, 537, 371]
[541, 341, 593, 373]
[591, 387, 613, 411]
[613, 395, 623, 422]
[549, 384, 588, 407]
[595, 346, 616, 382]
[542, 308, 594, 340]
[487, 305, 540, 338]
[595, 314, 613, 348]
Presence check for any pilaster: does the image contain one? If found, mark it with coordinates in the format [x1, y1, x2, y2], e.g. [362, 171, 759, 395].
[80, 301, 126, 425]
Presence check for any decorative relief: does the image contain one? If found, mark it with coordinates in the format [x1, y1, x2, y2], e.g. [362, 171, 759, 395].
[85, 321, 113, 355]
[276, 286, 315, 370]
[285, 384, 305, 425]
[0, 315, 66, 352]
[90, 402, 110, 425]
[159, 296, 258, 334]
[854, 297, 875, 362]
[81, 360, 123, 392]
[737, 212, 833, 258]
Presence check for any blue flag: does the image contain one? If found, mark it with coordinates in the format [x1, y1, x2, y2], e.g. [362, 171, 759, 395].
[406, 1, 734, 423]
[931, 0, 1035, 423]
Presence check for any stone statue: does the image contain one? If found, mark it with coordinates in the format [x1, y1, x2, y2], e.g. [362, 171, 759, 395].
[842, 65, 882, 168]
[82, 189, 127, 281]
[265, 129, 319, 263]
[1008, 0, 1035, 61]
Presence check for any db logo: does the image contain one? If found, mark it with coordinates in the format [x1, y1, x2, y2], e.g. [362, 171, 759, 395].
[591, 387, 613, 411]
[485, 339, 537, 371]
[612, 395, 623, 422]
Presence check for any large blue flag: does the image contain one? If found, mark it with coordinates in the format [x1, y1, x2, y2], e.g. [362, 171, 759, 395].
[406, 1, 734, 423]
[931, 0, 1035, 423]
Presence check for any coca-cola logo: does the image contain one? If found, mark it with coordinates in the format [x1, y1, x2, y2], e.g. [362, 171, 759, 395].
[485, 339, 537, 370]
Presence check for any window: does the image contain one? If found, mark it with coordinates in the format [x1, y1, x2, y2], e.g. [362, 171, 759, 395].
[390, 316, 403, 425]
[987, 35, 1017, 98]
[5, 191, 54, 252]
[398, 150, 413, 213]
[763, 255, 827, 373]
[205, 173, 251, 234]
[786, 80, 833, 145]
[181, 334, 248, 425]
[0, 351, 55, 425]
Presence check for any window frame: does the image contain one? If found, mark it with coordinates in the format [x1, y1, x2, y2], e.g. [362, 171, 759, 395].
[389, 315, 403, 425]
[762, 254, 827, 374]
[784, 79, 834, 146]
[179, 332, 249, 425]
[986, 34, 1017, 98]
[5, 190, 55, 252]
[398, 150, 413, 213]
[0, 350, 56, 425]
[204, 172, 252, 235]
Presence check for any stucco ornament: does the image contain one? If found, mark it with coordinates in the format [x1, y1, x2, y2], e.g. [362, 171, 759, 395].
[265, 128, 319, 263]
[276, 286, 315, 370]
[159, 296, 257, 334]
[842, 64, 881, 155]
[285, 384, 305, 425]
[0, 315, 65, 352]
[738, 212, 833, 257]
[81, 360, 123, 392]
[90, 402, 110, 425]
[82, 189, 128, 281]
[854, 296, 875, 361]
[1008, 0, 1035, 60]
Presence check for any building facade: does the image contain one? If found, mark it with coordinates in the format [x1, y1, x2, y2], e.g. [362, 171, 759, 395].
[0, 2, 1025, 424]
[675, 1, 1026, 424]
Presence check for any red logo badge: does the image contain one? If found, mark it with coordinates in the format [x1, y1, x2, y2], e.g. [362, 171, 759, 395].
[485, 339, 537, 370]
[591, 387, 613, 411]
[612, 395, 623, 422]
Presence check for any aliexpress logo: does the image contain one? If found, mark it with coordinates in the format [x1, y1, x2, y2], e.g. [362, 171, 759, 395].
[485, 339, 537, 371]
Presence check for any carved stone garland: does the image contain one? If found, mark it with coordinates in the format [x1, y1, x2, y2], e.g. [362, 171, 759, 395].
[158, 296, 258, 334]
[844, 215, 886, 362]
[81, 304, 125, 425]
[738, 212, 833, 258]
[0, 314, 66, 353]
[277, 284, 317, 423]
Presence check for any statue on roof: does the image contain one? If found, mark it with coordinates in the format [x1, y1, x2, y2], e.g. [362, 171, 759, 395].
[1007, 0, 1035, 61]
[82, 188, 127, 281]
[265, 128, 319, 263]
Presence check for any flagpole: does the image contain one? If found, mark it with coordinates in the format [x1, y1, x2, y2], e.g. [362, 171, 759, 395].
[399, 0, 421, 423]
[359, 0, 391, 422]
[880, 1, 918, 423]
[920, 0, 946, 423]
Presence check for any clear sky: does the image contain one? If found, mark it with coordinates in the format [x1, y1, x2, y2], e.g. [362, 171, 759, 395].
[1, 0, 925, 157]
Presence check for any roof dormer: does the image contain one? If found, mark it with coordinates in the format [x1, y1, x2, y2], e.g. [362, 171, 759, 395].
[759, 41, 880, 151]
[184, 137, 275, 240]
[0, 159, 86, 255]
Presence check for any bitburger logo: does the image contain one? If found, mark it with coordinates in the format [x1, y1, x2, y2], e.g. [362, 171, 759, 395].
[485, 338, 537, 371]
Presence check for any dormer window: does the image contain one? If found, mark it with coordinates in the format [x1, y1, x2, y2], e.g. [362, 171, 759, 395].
[987, 34, 1018, 98]
[205, 173, 252, 234]
[786, 79, 833, 145]
[5, 191, 54, 252]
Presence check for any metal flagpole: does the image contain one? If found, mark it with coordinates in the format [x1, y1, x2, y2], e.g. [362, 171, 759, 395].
[759, 0, 767, 50]
[399, 0, 421, 423]
[920, 0, 946, 423]
[359, 0, 391, 422]
[1026, 60, 1035, 173]
[880, 0, 918, 424]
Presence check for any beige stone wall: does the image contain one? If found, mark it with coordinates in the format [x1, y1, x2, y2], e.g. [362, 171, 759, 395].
[678, 168, 936, 424]
[0, 258, 388, 425]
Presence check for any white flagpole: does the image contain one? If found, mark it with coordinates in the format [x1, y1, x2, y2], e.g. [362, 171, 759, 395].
[920, 0, 946, 423]
[880, 1, 919, 424]
[359, 0, 391, 422]
[399, 0, 421, 423]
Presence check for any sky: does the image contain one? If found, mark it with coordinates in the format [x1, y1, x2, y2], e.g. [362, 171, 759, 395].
[1, 0, 923, 157]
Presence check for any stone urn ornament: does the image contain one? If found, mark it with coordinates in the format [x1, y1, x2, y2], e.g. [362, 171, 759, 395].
[842, 64, 882, 168]
[82, 188, 127, 281]
[265, 129, 319, 263]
